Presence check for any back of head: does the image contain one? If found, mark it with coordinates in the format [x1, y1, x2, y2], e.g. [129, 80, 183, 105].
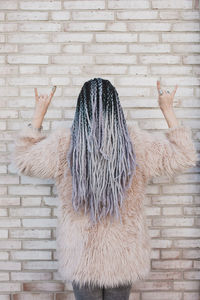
[67, 77, 138, 225]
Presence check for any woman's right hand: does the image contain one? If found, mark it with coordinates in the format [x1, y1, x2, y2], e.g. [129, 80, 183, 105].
[32, 86, 57, 128]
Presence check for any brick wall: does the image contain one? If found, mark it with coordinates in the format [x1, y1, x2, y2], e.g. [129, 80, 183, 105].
[0, 0, 199, 299]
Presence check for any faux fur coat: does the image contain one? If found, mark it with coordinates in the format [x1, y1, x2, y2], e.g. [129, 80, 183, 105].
[12, 123, 198, 288]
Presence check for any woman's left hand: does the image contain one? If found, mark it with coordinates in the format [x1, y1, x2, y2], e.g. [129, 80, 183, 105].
[157, 80, 178, 112]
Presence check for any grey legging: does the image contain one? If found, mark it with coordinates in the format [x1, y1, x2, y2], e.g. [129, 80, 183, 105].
[72, 280, 132, 300]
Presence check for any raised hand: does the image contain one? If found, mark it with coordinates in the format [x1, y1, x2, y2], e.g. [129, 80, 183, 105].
[32, 86, 57, 129]
[157, 80, 178, 112]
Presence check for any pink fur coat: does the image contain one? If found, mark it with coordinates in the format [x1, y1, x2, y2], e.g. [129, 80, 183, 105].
[12, 124, 198, 288]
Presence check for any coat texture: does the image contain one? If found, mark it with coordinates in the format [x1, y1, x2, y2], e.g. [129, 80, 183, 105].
[12, 123, 198, 288]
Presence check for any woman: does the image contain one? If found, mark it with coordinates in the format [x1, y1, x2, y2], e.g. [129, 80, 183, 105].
[12, 78, 197, 300]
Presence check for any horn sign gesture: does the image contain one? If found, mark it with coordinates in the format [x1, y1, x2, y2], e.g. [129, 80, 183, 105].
[32, 86, 57, 129]
[157, 80, 178, 112]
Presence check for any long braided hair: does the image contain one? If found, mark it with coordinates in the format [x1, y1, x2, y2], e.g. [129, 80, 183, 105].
[66, 78, 138, 225]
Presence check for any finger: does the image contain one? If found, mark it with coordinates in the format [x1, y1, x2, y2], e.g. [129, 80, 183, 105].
[171, 84, 178, 98]
[157, 80, 161, 92]
[48, 86, 57, 102]
[34, 88, 39, 101]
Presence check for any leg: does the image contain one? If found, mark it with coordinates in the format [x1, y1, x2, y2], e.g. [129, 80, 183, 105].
[72, 280, 103, 300]
[103, 283, 132, 300]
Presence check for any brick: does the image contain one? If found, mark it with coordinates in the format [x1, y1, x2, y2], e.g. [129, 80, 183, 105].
[10, 229, 51, 239]
[108, 0, 149, 9]
[85, 44, 127, 53]
[95, 55, 137, 64]
[173, 22, 200, 31]
[140, 55, 181, 64]
[183, 55, 200, 64]
[11, 251, 51, 260]
[8, 185, 51, 196]
[139, 33, 159, 42]
[53, 55, 93, 64]
[0, 44, 18, 53]
[13, 294, 54, 300]
[0, 1, 18, 9]
[117, 11, 158, 20]
[0, 283, 20, 292]
[8, 55, 49, 64]
[8, 77, 49, 86]
[162, 228, 200, 238]
[129, 44, 170, 53]
[142, 292, 182, 300]
[64, 1, 105, 9]
[51, 12, 70, 20]
[129, 22, 171, 31]
[152, 260, 192, 269]
[23, 261, 57, 270]
[23, 282, 64, 292]
[23, 240, 56, 249]
[106, 22, 127, 31]
[7, 12, 48, 21]
[22, 218, 57, 228]
[162, 33, 200, 42]
[152, 0, 192, 9]
[96, 33, 137, 42]
[19, 23, 61, 32]
[53, 33, 93, 42]
[10, 208, 51, 217]
[11, 272, 52, 281]
[0, 23, 17, 32]
[8, 34, 49, 43]
[66, 22, 105, 31]
[181, 11, 200, 20]
[72, 11, 114, 20]
[20, 1, 61, 10]
[173, 44, 200, 53]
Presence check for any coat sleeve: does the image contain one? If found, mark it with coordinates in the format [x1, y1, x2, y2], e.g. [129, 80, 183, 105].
[129, 125, 198, 179]
[12, 125, 69, 179]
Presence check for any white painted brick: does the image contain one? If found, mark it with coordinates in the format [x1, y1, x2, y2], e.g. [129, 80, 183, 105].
[0, 23, 17, 32]
[129, 22, 171, 31]
[162, 228, 200, 238]
[96, 33, 137, 43]
[52, 55, 93, 64]
[11, 271, 52, 281]
[96, 55, 137, 64]
[11, 250, 51, 260]
[129, 44, 170, 53]
[0, 261, 21, 270]
[66, 22, 105, 31]
[160, 11, 179, 19]
[19, 66, 40, 74]
[22, 218, 57, 227]
[85, 44, 127, 53]
[7, 55, 49, 64]
[139, 33, 159, 42]
[106, 22, 127, 32]
[140, 55, 181, 64]
[83, 65, 127, 75]
[53, 33, 93, 42]
[51, 11, 70, 20]
[50, 77, 70, 85]
[64, 1, 105, 9]
[8, 77, 49, 86]
[0, 1, 18, 9]
[10, 229, 50, 239]
[183, 55, 200, 64]
[151, 66, 192, 75]
[8, 33, 49, 43]
[152, 0, 192, 9]
[173, 44, 200, 53]
[20, 1, 61, 10]
[117, 11, 158, 20]
[8, 185, 51, 196]
[19, 23, 61, 32]
[0, 230, 8, 238]
[0, 13, 5, 21]
[7, 12, 48, 21]
[72, 11, 114, 20]
[108, 1, 149, 9]
[10, 208, 51, 217]
[173, 22, 200, 31]
[23, 261, 57, 270]
[63, 44, 82, 53]
[181, 11, 200, 20]
[0, 45, 18, 53]
[0, 283, 20, 292]
[23, 240, 56, 249]
[142, 292, 182, 300]
[162, 33, 200, 43]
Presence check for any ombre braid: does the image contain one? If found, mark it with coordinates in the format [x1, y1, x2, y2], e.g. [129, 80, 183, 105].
[66, 78, 138, 225]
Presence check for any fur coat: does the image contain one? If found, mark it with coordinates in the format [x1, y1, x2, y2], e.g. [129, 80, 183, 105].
[12, 123, 198, 288]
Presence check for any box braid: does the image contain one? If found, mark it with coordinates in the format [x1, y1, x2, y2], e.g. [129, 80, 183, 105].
[66, 78, 138, 225]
